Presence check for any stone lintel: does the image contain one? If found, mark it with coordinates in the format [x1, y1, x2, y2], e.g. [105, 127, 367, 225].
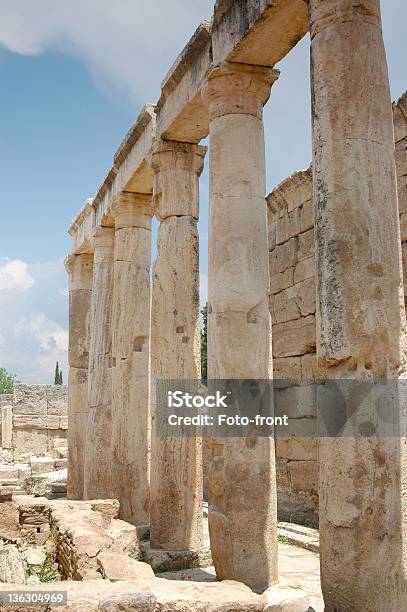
[155, 24, 212, 143]
[113, 103, 156, 167]
[211, 0, 309, 66]
[159, 23, 211, 103]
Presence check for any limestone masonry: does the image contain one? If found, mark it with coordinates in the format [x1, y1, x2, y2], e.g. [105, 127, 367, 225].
[61, 0, 407, 610]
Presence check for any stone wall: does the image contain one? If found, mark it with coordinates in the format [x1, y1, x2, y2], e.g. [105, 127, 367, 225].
[1, 385, 68, 455]
[267, 91, 407, 527]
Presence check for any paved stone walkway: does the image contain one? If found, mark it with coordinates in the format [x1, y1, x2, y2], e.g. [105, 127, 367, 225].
[158, 541, 324, 611]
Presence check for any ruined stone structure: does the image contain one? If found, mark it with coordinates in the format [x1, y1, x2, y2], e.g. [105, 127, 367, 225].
[66, 0, 407, 609]
[268, 91, 407, 528]
[0, 385, 67, 455]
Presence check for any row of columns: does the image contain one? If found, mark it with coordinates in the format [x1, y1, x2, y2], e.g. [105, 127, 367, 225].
[66, 2, 407, 606]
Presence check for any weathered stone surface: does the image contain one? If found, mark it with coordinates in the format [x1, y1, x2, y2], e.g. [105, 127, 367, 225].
[150, 141, 204, 551]
[0, 546, 26, 584]
[98, 592, 156, 611]
[25, 469, 67, 497]
[111, 193, 152, 527]
[310, 0, 407, 608]
[85, 227, 114, 500]
[1, 405, 13, 449]
[97, 552, 154, 582]
[205, 62, 278, 591]
[262, 583, 310, 611]
[293, 256, 314, 284]
[272, 316, 316, 358]
[273, 357, 302, 382]
[0, 501, 20, 542]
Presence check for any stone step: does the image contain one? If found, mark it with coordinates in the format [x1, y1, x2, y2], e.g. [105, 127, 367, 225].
[278, 525, 319, 554]
[0, 478, 20, 486]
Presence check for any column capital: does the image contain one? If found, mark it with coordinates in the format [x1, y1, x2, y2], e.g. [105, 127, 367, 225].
[151, 139, 207, 221]
[64, 253, 93, 290]
[90, 226, 115, 263]
[111, 192, 155, 230]
[151, 139, 207, 177]
[203, 62, 280, 120]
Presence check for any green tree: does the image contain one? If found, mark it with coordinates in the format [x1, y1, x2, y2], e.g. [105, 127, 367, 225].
[0, 367, 18, 394]
[201, 303, 208, 381]
[54, 362, 63, 386]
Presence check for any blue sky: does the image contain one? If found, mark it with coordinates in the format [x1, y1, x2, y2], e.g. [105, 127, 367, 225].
[0, 0, 406, 383]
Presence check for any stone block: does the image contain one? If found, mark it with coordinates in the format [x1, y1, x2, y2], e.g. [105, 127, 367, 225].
[30, 457, 56, 475]
[13, 384, 48, 416]
[273, 357, 302, 382]
[262, 583, 310, 612]
[398, 171, 407, 215]
[273, 315, 316, 358]
[300, 199, 314, 232]
[13, 415, 61, 430]
[275, 384, 318, 419]
[297, 228, 314, 261]
[269, 238, 298, 275]
[270, 287, 301, 325]
[276, 207, 301, 244]
[287, 461, 318, 494]
[13, 430, 48, 454]
[275, 437, 318, 462]
[46, 385, 68, 416]
[271, 278, 315, 325]
[0, 545, 26, 584]
[400, 212, 407, 242]
[393, 103, 407, 142]
[270, 268, 294, 295]
[295, 278, 316, 316]
[293, 256, 315, 284]
[97, 551, 154, 581]
[301, 352, 328, 382]
[268, 219, 277, 251]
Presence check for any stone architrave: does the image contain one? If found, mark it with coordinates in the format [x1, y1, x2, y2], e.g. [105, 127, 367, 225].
[149, 139, 206, 551]
[309, 0, 407, 608]
[84, 226, 115, 500]
[64, 253, 93, 499]
[111, 192, 154, 526]
[203, 62, 279, 591]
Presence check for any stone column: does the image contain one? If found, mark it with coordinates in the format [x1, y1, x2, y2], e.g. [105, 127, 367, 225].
[204, 63, 279, 591]
[150, 139, 206, 551]
[111, 192, 154, 526]
[1, 405, 13, 449]
[309, 0, 407, 609]
[84, 226, 115, 500]
[65, 253, 93, 499]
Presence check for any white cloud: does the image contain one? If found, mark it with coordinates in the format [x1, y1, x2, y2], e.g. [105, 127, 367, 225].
[0, 257, 68, 383]
[0, 0, 214, 103]
[0, 258, 34, 291]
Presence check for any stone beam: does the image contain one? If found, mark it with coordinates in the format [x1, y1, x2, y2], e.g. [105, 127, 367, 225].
[211, 0, 309, 66]
[156, 23, 212, 143]
[155, 1, 309, 143]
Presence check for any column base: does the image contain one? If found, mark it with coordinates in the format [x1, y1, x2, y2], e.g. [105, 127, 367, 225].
[140, 541, 212, 573]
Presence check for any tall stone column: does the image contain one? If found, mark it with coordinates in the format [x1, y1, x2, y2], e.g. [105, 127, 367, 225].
[65, 253, 93, 500]
[84, 226, 115, 500]
[150, 139, 206, 551]
[309, 0, 407, 609]
[204, 63, 279, 591]
[111, 192, 154, 526]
